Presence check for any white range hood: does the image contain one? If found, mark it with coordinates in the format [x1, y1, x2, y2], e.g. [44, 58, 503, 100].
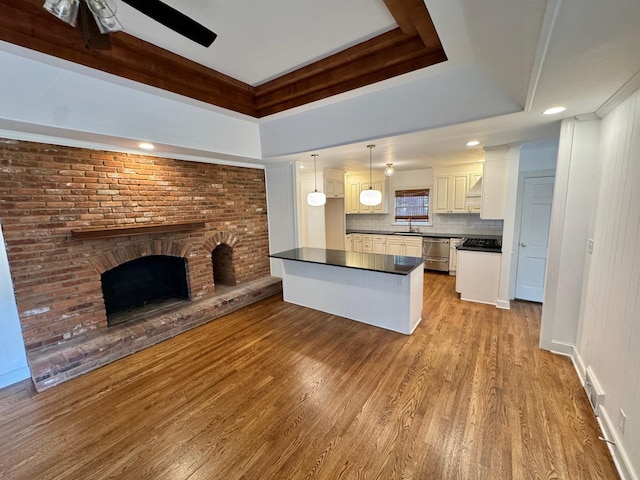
[465, 176, 483, 207]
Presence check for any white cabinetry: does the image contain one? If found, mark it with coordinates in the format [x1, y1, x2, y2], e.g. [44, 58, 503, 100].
[351, 234, 363, 252]
[372, 235, 387, 254]
[362, 234, 373, 253]
[455, 250, 501, 305]
[449, 238, 463, 275]
[433, 164, 483, 214]
[467, 173, 482, 213]
[345, 234, 352, 251]
[324, 169, 345, 199]
[345, 174, 388, 214]
[480, 149, 509, 220]
[386, 236, 422, 257]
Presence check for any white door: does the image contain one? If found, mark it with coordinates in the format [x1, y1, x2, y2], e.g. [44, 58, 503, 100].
[515, 176, 554, 301]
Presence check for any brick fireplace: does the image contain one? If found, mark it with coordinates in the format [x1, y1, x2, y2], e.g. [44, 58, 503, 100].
[0, 138, 278, 388]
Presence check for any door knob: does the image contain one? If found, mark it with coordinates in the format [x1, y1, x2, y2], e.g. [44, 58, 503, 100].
[520, 242, 527, 247]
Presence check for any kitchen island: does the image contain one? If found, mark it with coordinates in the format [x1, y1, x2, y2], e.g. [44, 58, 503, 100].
[269, 247, 424, 334]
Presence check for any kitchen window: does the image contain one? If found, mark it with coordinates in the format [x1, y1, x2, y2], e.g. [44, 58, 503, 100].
[394, 189, 429, 223]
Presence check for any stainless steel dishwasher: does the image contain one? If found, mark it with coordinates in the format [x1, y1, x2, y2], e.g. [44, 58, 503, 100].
[422, 237, 450, 271]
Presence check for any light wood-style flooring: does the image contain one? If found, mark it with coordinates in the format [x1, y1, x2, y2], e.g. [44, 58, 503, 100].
[0, 273, 618, 479]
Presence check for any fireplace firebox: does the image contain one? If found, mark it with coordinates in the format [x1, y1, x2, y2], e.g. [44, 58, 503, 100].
[101, 255, 189, 325]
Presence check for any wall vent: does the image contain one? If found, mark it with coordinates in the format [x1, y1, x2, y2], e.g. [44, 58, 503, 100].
[584, 366, 605, 416]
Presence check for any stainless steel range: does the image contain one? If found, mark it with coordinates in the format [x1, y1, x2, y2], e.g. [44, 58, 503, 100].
[422, 237, 450, 271]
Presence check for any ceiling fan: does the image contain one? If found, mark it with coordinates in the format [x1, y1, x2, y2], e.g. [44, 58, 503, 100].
[43, 0, 217, 48]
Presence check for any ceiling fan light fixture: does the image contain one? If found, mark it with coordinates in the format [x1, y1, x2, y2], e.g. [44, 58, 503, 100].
[43, 0, 80, 26]
[86, 0, 122, 32]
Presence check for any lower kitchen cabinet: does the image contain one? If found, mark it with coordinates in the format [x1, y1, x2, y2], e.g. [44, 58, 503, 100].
[345, 234, 353, 251]
[386, 236, 422, 257]
[449, 238, 463, 275]
[372, 235, 387, 254]
[362, 234, 373, 253]
[455, 250, 501, 305]
[351, 234, 363, 252]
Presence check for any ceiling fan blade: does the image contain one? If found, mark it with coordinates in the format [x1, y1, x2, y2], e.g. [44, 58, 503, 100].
[121, 0, 217, 47]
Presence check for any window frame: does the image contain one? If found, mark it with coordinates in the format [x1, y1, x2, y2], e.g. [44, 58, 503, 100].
[393, 188, 430, 224]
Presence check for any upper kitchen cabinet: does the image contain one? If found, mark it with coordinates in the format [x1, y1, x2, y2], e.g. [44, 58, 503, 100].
[323, 169, 345, 199]
[480, 147, 510, 220]
[433, 163, 483, 214]
[345, 174, 388, 214]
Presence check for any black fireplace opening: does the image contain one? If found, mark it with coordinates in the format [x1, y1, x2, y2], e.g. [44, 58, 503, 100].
[101, 255, 189, 322]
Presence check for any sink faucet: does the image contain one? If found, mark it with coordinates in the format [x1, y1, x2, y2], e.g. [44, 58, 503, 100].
[408, 218, 418, 233]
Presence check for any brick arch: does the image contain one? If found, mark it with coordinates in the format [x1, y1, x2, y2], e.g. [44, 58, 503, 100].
[204, 232, 240, 287]
[202, 231, 240, 253]
[89, 240, 193, 274]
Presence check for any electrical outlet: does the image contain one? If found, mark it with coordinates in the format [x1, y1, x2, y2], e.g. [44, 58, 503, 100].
[618, 409, 626, 434]
[588, 238, 594, 254]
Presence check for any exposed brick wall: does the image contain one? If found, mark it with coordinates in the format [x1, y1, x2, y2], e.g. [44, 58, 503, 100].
[0, 139, 270, 349]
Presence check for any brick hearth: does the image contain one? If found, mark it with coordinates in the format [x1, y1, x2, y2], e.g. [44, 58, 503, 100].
[0, 138, 274, 389]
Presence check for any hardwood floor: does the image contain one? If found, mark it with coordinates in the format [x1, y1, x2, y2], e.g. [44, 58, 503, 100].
[0, 273, 618, 479]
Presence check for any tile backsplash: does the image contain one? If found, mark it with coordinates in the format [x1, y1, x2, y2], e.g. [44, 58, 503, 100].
[346, 213, 503, 236]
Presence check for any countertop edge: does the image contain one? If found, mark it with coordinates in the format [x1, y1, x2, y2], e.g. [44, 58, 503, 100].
[269, 248, 424, 276]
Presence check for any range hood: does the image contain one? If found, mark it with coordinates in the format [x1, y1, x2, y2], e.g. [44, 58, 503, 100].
[465, 176, 483, 207]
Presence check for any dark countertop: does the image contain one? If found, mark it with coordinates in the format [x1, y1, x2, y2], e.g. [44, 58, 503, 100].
[346, 230, 502, 240]
[457, 245, 502, 253]
[269, 247, 424, 276]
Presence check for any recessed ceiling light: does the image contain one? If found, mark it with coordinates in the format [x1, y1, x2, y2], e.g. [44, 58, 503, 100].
[138, 142, 155, 150]
[466, 140, 480, 147]
[543, 106, 566, 115]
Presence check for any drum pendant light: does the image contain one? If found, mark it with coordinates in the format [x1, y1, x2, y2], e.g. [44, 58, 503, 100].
[360, 145, 382, 206]
[307, 154, 326, 206]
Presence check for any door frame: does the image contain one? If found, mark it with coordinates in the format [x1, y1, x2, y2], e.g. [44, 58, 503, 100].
[508, 169, 556, 300]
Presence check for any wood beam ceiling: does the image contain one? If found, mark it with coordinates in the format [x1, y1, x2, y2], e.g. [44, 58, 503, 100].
[0, 0, 446, 118]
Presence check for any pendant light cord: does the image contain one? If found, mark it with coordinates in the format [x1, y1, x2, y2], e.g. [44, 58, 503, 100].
[367, 144, 375, 190]
[312, 154, 319, 192]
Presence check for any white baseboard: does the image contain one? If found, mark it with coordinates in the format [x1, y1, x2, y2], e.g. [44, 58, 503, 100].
[548, 339, 575, 357]
[565, 349, 638, 480]
[597, 406, 638, 480]
[496, 299, 510, 309]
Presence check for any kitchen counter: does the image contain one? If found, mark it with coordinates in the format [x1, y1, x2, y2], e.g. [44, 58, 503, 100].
[269, 247, 423, 275]
[269, 248, 424, 335]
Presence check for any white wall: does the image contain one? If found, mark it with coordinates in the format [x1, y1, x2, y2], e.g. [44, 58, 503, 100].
[573, 90, 640, 480]
[541, 118, 601, 354]
[0, 46, 262, 163]
[0, 223, 30, 388]
[265, 163, 298, 277]
[543, 91, 640, 479]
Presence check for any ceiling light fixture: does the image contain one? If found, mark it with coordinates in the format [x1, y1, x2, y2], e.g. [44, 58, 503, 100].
[384, 162, 395, 177]
[360, 145, 382, 206]
[466, 140, 480, 147]
[138, 142, 155, 150]
[43, 0, 123, 33]
[307, 154, 326, 207]
[543, 106, 566, 115]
